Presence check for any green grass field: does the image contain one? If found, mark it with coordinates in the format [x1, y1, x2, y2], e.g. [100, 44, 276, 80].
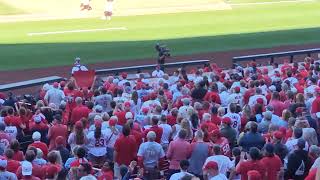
[0, 0, 319, 71]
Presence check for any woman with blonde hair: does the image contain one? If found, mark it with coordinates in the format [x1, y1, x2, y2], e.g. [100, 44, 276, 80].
[174, 119, 193, 141]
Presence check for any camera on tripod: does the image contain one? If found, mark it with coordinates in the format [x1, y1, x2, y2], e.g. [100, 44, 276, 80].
[155, 43, 170, 65]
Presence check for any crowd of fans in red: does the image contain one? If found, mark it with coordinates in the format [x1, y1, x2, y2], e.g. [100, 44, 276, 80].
[1, 57, 320, 180]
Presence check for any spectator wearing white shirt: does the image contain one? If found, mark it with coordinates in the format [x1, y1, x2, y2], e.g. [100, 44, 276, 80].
[248, 88, 267, 108]
[152, 66, 164, 78]
[203, 161, 228, 180]
[204, 145, 234, 176]
[158, 115, 172, 151]
[219, 87, 230, 107]
[44, 82, 65, 107]
[169, 160, 194, 180]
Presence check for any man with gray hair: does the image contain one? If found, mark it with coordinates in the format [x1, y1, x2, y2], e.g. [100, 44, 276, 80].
[248, 87, 267, 108]
[137, 131, 165, 179]
[258, 111, 273, 133]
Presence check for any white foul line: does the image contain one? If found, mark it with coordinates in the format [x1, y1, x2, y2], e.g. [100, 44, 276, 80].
[27, 27, 128, 36]
[230, 0, 315, 6]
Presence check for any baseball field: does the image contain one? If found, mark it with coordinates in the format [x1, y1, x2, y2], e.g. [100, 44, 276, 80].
[0, 0, 319, 75]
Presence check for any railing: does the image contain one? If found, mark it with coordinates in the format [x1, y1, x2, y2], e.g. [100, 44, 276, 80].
[232, 48, 320, 64]
[96, 59, 210, 75]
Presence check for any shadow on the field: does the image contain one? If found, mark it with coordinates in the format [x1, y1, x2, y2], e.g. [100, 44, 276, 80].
[0, 26, 320, 71]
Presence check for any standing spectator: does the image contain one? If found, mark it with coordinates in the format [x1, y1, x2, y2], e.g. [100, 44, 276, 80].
[248, 88, 267, 108]
[235, 147, 266, 180]
[311, 87, 320, 116]
[137, 131, 165, 179]
[239, 122, 265, 152]
[143, 116, 163, 144]
[258, 111, 272, 134]
[113, 125, 137, 179]
[220, 117, 237, 149]
[44, 82, 65, 107]
[285, 127, 308, 152]
[0, 157, 17, 180]
[260, 143, 283, 180]
[16, 150, 44, 179]
[191, 81, 207, 101]
[158, 115, 172, 151]
[68, 121, 87, 151]
[170, 160, 193, 180]
[28, 131, 48, 158]
[188, 130, 209, 178]
[97, 161, 114, 180]
[223, 103, 241, 135]
[10, 140, 24, 161]
[70, 97, 90, 125]
[272, 131, 288, 163]
[55, 136, 70, 164]
[47, 114, 68, 150]
[76, 163, 96, 180]
[208, 130, 231, 157]
[94, 87, 113, 113]
[167, 129, 191, 178]
[285, 138, 312, 180]
[269, 91, 286, 117]
[204, 145, 234, 176]
[4, 149, 20, 173]
[203, 161, 227, 180]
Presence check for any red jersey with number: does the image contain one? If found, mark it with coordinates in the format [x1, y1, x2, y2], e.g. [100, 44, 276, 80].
[215, 137, 231, 157]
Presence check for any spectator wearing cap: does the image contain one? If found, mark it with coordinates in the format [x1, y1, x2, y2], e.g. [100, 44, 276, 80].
[94, 87, 113, 113]
[44, 165, 59, 180]
[28, 131, 49, 158]
[55, 136, 70, 164]
[143, 116, 163, 144]
[258, 111, 272, 134]
[137, 131, 165, 178]
[236, 147, 266, 180]
[29, 114, 49, 142]
[68, 121, 88, 151]
[285, 127, 308, 153]
[220, 117, 237, 148]
[48, 114, 68, 150]
[88, 105, 103, 124]
[203, 161, 227, 180]
[21, 161, 40, 180]
[285, 138, 312, 180]
[239, 122, 265, 152]
[268, 91, 286, 117]
[4, 149, 20, 173]
[113, 125, 137, 178]
[44, 82, 65, 107]
[118, 72, 129, 87]
[272, 131, 288, 163]
[0, 157, 17, 179]
[208, 129, 231, 157]
[71, 97, 90, 125]
[71, 57, 88, 75]
[260, 143, 283, 180]
[248, 88, 267, 108]
[167, 129, 191, 178]
[113, 101, 133, 126]
[16, 150, 44, 179]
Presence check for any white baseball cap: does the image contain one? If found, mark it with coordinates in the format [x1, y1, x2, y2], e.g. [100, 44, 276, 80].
[22, 161, 32, 176]
[316, 112, 320, 119]
[32, 131, 41, 141]
[33, 115, 42, 123]
[0, 158, 7, 168]
[125, 112, 133, 119]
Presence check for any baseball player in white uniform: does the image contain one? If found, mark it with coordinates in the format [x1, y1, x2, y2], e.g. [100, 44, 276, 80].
[71, 57, 88, 75]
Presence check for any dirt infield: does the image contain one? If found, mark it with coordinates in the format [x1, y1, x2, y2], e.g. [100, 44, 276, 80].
[1, 43, 319, 86]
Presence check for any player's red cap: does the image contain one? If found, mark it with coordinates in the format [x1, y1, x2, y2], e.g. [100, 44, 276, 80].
[203, 161, 218, 170]
[234, 87, 240, 93]
[222, 117, 232, 125]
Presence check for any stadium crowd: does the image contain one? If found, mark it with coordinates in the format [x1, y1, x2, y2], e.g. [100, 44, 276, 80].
[1, 57, 320, 180]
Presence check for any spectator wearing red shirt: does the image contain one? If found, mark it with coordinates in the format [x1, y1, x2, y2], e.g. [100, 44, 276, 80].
[260, 144, 282, 180]
[167, 108, 178, 126]
[70, 97, 90, 124]
[167, 129, 191, 178]
[47, 114, 68, 150]
[28, 131, 49, 158]
[4, 107, 23, 129]
[143, 116, 163, 143]
[128, 121, 143, 147]
[236, 147, 266, 180]
[4, 148, 20, 173]
[29, 115, 49, 142]
[114, 125, 137, 178]
[269, 91, 286, 117]
[42, 151, 62, 177]
[113, 102, 132, 126]
[204, 83, 221, 104]
[208, 129, 231, 157]
[10, 140, 24, 161]
[70, 147, 89, 168]
[98, 162, 114, 180]
[311, 87, 320, 115]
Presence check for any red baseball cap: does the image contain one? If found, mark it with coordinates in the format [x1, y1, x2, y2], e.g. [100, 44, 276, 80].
[234, 87, 240, 93]
[75, 121, 83, 129]
[124, 101, 131, 107]
[222, 117, 232, 125]
[142, 107, 149, 114]
[273, 131, 283, 139]
[55, 136, 65, 146]
[109, 119, 116, 127]
[95, 120, 102, 128]
[247, 170, 261, 180]
[296, 107, 304, 114]
[203, 161, 218, 170]
[256, 98, 264, 104]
